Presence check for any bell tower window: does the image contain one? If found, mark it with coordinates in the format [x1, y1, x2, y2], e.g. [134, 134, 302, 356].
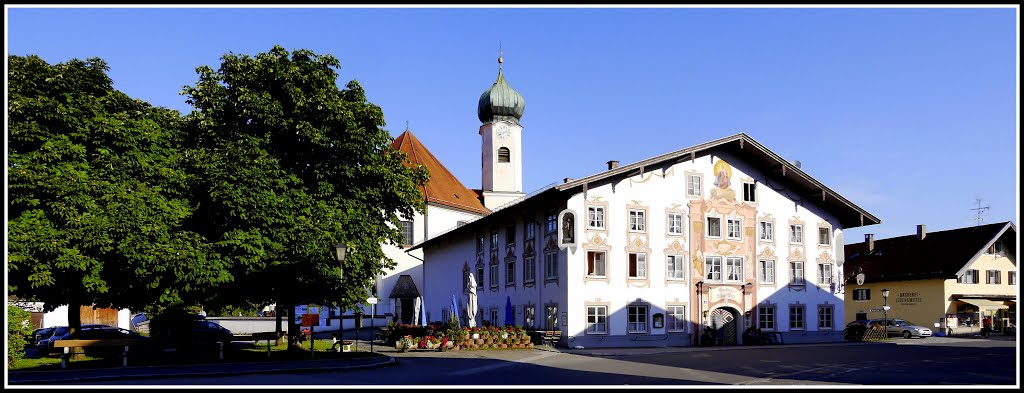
[498, 147, 511, 163]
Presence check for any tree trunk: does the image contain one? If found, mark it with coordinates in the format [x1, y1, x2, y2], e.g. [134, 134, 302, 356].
[275, 309, 285, 346]
[67, 302, 84, 358]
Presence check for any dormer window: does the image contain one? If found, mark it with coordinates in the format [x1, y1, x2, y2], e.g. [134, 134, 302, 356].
[497, 147, 511, 163]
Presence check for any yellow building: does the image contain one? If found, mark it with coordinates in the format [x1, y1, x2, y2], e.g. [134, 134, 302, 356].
[842, 222, 1017, 336]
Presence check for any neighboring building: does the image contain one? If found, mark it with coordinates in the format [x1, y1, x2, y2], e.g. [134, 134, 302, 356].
[335, 128, 490, 329]
[408, 57, 880, 348]
[7, 296, 131, 330]
[843, 222, 1017, 335]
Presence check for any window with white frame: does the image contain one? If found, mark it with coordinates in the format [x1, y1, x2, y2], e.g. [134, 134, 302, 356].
[789, 305, 805, 330]
[818, 263, 833, 285]
[524, 305, 535, 328]
[759, 221, 773, 242]
[758, 305, 775, 330]
[477, 235, 485, 254]
[490, 308, 499, 325]
[667, 305, 687, 332]
[524, 256, 536, 284]
[1010, 271, 1016, 285]
[546, 211, 557, 235]
[525, 221, 536, 241]
[400, 220, 414, 245]
[958, 269, 979, 284]
[506, 259, 516, 285]
[588, 206, 605, 230]
[727, 218, 742, 240]
[629, 210, 646, 232]
[627, 305, 648, 333]
[790, 224, 803, 244]
[758, 259, 775, 284]
[790, 261, 805, 285]
[587, 251, 606, 277]
[506, 224, 516, 245]
[477, 265, 485, 288]
[986, 269, 1001, 284]
[818, 227, 831, 246]
[489, 261, 498, 289]
[490, 230, 498, 250]
[725, 257, 743, 282]
[667, 255, 686, 280]
[707, 217, 722, 238]
[586, 305, 608, 334]
[818, 306, 833, 330]
[545, 253, 558, 280]
[743, 182, 756, 202]
[668, 213, 684, 236]
[628, 253, 647, 279]
[853, 288, 870, 301]
[687, 175, 702, 197]
[705, 256, 723, 281]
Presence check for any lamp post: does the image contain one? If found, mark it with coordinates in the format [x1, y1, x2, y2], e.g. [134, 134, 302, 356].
[335, 243, 348, 351]
[881, 288, 890, 337]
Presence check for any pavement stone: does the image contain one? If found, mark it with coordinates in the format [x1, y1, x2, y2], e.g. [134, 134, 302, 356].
[8, 330, 1014, 385]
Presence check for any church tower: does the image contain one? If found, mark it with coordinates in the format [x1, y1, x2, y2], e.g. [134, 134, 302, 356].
[478, 52, 526, 210]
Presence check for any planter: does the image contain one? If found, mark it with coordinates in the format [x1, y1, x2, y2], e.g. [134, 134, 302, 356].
[472, 333, 480, 339]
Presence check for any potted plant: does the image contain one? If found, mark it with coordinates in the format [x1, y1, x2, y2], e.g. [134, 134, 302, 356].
[398, 335, 415, 352]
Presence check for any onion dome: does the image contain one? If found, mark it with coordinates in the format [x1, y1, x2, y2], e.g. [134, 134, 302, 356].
[477, 55, 525, 125]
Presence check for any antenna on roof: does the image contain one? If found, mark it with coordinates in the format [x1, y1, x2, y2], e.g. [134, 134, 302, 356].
[970, 197, 990, 227]
[405, 120, 410, 131]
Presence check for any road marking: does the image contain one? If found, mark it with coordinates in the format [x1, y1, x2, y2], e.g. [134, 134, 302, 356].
[450, 351, 560, 376]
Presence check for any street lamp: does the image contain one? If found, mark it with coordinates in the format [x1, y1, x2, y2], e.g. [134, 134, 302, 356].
[335, 243, 348, 351]
[881, 288, 891, 337]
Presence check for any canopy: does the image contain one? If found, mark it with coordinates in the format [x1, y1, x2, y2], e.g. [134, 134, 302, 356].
[504, 296, 514, 326]
[959, 299, 1009, 309]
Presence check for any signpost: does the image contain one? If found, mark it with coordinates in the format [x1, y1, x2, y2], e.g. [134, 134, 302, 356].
[301, 304, 322, 359]
[367, 296, 378, 353]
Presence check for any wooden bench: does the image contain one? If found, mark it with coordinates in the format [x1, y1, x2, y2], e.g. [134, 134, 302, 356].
[540, 330, 562, 347]
[53, 339, 140, 369]
[251, 332, 282, 359]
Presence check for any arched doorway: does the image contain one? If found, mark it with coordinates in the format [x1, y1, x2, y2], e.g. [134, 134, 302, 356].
[709, 307, 740, 345]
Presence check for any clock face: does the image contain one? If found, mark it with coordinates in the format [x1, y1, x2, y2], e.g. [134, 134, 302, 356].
[495, 123, 512, 139]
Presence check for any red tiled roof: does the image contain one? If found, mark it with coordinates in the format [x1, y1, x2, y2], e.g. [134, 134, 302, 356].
[392, 130, 490, 215]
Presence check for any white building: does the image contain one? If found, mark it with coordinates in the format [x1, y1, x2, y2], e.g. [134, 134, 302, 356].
[409, 59, 881, 348]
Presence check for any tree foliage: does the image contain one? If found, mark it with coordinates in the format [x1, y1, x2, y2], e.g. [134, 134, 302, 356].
[7, 306, 33, 366]
[7, 55, 228, 317]
[180, 45, 428, 326]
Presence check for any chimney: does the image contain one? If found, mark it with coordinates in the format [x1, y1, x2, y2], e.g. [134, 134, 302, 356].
[607, 160, 619, 170]
[917, 224, 926, 240]
[866, 234, 874, 253]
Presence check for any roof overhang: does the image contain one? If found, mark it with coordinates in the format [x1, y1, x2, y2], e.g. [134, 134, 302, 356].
[558, 133, 881, 228]
[956, 298, 1013, 309]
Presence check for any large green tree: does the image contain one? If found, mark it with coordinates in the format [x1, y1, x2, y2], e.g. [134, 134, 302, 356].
[7, 55, 228, 332]
[181, 46, 428, 336]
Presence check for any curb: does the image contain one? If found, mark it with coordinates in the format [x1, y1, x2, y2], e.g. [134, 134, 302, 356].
[9, 355, 397, 385]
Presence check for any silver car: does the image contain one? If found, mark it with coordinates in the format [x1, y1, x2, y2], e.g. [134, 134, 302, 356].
[868, 318, 932, 338]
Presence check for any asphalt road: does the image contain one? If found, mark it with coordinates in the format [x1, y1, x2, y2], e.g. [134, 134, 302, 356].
[76, 336, 1017, 386]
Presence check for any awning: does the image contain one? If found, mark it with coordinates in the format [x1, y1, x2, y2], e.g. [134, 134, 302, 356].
[958, 299, 1009, 309]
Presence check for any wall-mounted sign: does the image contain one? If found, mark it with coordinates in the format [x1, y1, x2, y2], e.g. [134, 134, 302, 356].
[711, 286, 740, 302]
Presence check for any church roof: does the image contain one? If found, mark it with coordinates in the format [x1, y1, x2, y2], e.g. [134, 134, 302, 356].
[392, 130, 490, 215]
[843, 222, 1016, 283]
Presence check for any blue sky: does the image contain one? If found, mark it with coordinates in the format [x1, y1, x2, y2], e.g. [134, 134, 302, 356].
[6, 6, 1018, 243]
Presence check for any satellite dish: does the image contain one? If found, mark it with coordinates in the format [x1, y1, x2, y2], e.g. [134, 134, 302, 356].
[792, 160, 802, 169]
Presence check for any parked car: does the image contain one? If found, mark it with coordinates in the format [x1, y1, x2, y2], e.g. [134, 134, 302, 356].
[28, 327, 55, 347]
[149, 314, 232, 350]
[843, 319, 869, 341]
[37, 324, 109, 350]
[867, 318, 932, 338]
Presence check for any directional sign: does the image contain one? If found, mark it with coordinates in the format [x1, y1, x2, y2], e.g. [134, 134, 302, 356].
[367, 297, 378, 305]
[870, 308, 884, 312]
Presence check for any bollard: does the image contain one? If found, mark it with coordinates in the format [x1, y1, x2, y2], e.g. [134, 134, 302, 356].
[61, 347, 69, 369]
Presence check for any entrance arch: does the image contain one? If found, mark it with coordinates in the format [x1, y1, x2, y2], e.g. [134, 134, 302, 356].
[708, 307, 741, 345]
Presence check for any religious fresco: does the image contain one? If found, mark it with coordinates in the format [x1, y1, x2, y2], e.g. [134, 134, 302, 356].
[710, 159, 736, 202]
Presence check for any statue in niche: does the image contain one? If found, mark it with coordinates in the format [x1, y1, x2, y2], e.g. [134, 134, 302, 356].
[562, 212, 575, 244]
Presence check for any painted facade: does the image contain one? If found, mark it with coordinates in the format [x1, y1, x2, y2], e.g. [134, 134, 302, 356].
[416, 135, 878, 348]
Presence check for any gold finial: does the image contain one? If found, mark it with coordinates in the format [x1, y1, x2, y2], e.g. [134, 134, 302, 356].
[498, 43, 503, 72]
